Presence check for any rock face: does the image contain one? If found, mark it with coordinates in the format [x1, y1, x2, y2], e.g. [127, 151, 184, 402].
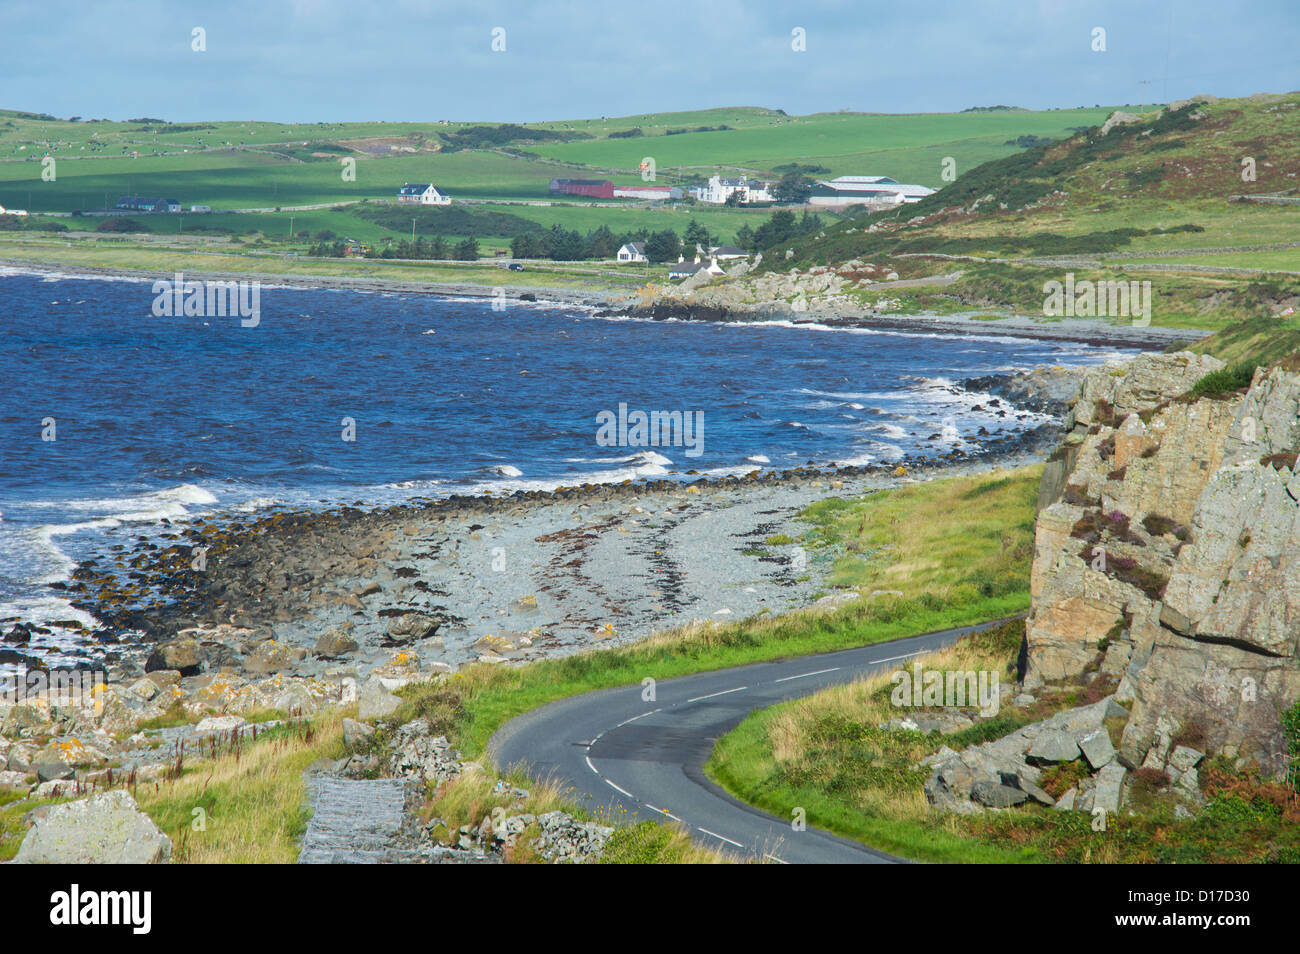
[14, 790, 172, 864]
[1026, 354, 1300, 778]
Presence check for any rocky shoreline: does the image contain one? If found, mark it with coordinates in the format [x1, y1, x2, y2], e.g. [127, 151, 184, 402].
[3, 258, 1210, 350]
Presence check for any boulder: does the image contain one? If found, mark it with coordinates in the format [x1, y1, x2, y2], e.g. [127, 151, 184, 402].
[971, 780, 1028, 808]
[1026, 730, 1081, 765]
[0, 769, 31, 793]
[342, 717, 376, 748]
[315, 628, 359, 657]
[1092, 763, 1127, 815]
[194, 715, 247, 737]
[1078, 729, 1116, 769]
[357, 676, 401, 721]
[145, 637, 203, 676]
[14, 791, 171, 864]
[242, 640, 298, 675]
[385, 612, 440, 643]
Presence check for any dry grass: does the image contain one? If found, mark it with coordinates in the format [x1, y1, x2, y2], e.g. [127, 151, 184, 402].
[132, 710, 345, 863]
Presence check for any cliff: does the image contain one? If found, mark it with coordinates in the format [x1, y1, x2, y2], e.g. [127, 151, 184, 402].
[1027, 351, 1300, 778]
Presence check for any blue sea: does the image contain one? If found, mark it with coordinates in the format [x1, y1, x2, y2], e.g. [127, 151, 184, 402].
[0, 268, 1135, 663]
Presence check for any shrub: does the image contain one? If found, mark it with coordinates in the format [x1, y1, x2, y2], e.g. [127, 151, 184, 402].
[1141, 513, 1189, 541]
[1186, 362, 1257, 400]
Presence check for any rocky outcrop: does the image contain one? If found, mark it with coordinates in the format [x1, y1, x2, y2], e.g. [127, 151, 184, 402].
[1027, 355, 1300, 779]
[922, 697, 1127, 814]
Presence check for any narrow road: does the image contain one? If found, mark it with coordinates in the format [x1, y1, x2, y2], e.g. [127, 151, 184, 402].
[489, 619, 1009, 864]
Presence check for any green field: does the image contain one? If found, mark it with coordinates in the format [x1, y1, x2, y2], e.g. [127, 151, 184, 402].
[0, 104, 1118, 223]
[528, 107, 1118, 185]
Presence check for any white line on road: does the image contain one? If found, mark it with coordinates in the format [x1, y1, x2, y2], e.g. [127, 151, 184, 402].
[765, 854, 789, 864]
[605, 778, 634, 798]
[646, 804, 681, 822]
[687, 686, 748, 703]
[697, 827, 744, 848]
[617, 708, 662, 727]
[774, 667, 841, 683]
[585, 756, 599, 776]
[869, 650, 928, 665]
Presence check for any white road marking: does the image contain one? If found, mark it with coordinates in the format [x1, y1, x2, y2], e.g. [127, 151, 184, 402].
[605, 778, 634, 798]
[765, 854, 789, 864]
[697, 827, 744, 848]
[617, 707, 662, 727]
[869, 649, 928, 665]
[687, 686, 748, 703]
[646, 804, 681, 822]
[774, 667, 840, 683]
[585, 756, 599, 776]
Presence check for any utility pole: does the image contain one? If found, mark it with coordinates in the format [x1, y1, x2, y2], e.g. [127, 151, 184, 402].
[289, 214, 295, 237]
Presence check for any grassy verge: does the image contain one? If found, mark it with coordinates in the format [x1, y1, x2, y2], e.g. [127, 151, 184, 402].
[399, 466, 1042, 759]
[708, 615, 1300, 863]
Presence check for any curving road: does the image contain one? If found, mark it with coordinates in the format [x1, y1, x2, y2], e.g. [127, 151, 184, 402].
[489, 619, 1010, 864]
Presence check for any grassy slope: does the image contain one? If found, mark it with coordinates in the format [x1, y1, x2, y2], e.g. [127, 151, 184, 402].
[758, 94, 1300, 331]
[528, 108, 1115, 185]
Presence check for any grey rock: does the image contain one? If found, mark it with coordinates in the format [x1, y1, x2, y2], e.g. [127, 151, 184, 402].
[1054, 788, 1078, 811]
[145, 637, 203, 676]
[1078, 729, 1116, 770]
[357, 676, 401, 721]
[1167, 745, 1204, 774]
[342, 717, 376, 748]
[316, 629, 360, 657]
[14, 791, 171, 864]
[971, 780, 1028, 808]
[1092, 763, 1127, 815]
[385, 612, 440, 643]
[1027, 730, 1081, 765]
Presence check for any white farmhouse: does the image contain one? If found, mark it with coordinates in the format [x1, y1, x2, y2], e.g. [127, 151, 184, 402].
[617, 241, 648, 263]
[690, 175, 772, 205]
[397, 183, 452, 205]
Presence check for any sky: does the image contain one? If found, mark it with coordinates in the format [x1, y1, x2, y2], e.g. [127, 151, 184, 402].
[3, 0, 1297, 122]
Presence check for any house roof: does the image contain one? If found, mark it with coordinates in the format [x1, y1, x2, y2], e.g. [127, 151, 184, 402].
[712, 245, 747, 256]
[669, 262, 706, 275]
[621, 242, 646, 253]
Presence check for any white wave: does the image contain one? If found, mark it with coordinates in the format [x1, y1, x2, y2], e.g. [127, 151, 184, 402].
[746, 454, 770, 464]
[870, 423, 908, 439]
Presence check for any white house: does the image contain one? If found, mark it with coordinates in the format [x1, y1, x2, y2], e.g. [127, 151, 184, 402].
[690, 175, 772, 205]
[808, 176, 935, 208]
[0, 204, 28, 216]
[617, 241, 647, 263]
[397, 183, 452, 205]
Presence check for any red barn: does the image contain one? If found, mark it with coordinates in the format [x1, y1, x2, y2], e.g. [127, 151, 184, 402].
[548, 177, 614, 199]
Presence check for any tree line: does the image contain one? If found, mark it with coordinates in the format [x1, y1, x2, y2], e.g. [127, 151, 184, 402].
[307, 209, 824, 263]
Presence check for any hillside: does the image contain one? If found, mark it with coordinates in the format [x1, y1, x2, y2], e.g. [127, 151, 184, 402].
[651, 93, 1300, 331]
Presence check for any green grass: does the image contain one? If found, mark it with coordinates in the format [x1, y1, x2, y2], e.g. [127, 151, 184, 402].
[530, 107, 1117, 187]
